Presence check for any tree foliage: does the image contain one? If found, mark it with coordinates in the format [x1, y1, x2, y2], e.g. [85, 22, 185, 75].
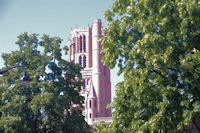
[98, 0, 200, 132]
[0, 32, 90, 133]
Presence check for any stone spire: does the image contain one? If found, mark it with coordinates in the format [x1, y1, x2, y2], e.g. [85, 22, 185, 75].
[88, 81, 97, 99]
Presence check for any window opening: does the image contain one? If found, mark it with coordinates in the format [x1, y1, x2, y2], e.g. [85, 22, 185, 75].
[89, 113, 91, 118]
[89, 100, 92, 108]
[80, 36, 82, 52]
[83, 56, 86, 68]
[79, 56, 82, 66]
[83, 35, 86, 52]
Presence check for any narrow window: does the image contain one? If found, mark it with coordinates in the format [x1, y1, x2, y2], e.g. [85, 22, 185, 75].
[83, 35, 86, 52]
[89, 100, 92, 108]
[80, 36, 82, 52]
[83, 56, 86, 68]
[89, 113, 91, 118]
[73, 44, 75, 53]
[83, 79, 85, 89]
[87, 78, 90, 85]
[79, 56, 82, 66]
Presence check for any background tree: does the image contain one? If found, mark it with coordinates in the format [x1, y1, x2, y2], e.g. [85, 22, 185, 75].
[0, 32, 90, 133]
[97, 0, 200, 132]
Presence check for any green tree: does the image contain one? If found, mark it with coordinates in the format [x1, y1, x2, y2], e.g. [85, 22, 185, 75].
[97, 0, 200, 132]
[0, 32, 90, 133]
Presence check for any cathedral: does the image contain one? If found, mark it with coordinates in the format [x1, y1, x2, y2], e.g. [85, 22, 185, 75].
[68, 19, 112, 125]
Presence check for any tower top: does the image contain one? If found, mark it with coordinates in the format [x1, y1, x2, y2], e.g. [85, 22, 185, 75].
[93, 19, 102, 23]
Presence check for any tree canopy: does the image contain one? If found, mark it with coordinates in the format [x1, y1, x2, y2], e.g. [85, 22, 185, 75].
[97, 0, 200, 132]
[0, 32, 90, 133]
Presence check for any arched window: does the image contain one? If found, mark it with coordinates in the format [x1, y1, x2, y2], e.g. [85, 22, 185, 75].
[89, 113, 91, 118]
[89, 100, 92, 108]
[80, 36, 82, 52]
[79, 56, 82, 66]
[83, 35, 86, 52]
[83, 56, 86, 68]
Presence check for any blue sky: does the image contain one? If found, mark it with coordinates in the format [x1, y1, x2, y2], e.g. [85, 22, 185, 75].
[0, 0, 123, 99]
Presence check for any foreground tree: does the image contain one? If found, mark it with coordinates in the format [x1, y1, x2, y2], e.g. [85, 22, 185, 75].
[0, 33, 90, 133]
[97, 0, 200, 132]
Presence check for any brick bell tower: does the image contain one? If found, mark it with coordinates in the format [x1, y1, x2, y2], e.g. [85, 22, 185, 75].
[68, 19, 112, 125]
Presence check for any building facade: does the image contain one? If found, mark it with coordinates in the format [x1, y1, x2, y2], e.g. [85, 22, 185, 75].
[68, 19, 112, 125]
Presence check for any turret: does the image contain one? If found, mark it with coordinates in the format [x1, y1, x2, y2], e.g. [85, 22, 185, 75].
[92, 19, 105, 116]
[87, 82, 97, 125]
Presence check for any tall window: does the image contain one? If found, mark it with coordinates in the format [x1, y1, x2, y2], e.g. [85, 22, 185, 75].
[89, 113, 91, 118]
[83, 35, 86, 52]
[80, 36, 82, 52]
[83, 79, 85, 90]
[83, 56, 86, 68]
[89, 100, 92, 108]
[79, 56, 82, 66]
